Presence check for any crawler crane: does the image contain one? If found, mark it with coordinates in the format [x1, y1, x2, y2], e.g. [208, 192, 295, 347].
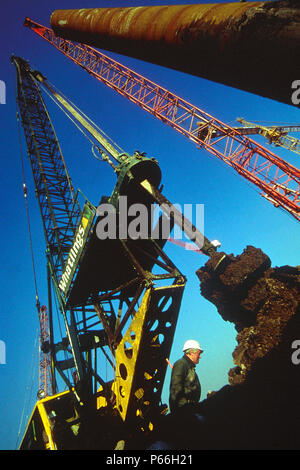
[13, 55, 220, 450]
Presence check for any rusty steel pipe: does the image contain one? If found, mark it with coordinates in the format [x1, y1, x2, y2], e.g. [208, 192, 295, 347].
[50, 2, 300, 105]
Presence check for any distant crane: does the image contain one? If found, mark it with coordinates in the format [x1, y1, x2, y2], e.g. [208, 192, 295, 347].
[234, 119, 300, 156]
[24, 18, 300, 221]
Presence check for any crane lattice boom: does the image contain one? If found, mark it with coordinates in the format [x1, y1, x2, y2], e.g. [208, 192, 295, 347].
[38, 305, 53, 398]
[24, 18, 300, 221]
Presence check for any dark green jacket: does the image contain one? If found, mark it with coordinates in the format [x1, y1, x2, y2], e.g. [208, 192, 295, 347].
[169, 354, 201, 413]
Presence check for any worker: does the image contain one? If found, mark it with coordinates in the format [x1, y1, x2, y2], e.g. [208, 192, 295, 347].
[148, 340, 204, 450]
[169, 339, 203, 414]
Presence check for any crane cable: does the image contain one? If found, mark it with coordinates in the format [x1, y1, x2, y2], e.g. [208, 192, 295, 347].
[39, 78, 123, 170]
[46, 78, 125, 155]
[13, 67, 41, 449]
[15, 327, 39, 449]
[16, 110, 40, 310]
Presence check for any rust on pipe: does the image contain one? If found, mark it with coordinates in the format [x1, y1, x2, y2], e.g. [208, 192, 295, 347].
[50, 2, 300, 105]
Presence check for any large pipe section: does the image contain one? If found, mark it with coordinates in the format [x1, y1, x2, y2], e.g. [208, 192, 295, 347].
[50, 2, 300, 106]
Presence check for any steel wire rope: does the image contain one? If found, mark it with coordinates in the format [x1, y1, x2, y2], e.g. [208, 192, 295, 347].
[39, 80, 122, 170]
[33, 79, 122, 395]
[15, 74, 80, 398]
[13, 65, 42, 449]
[16, 110, 40, 308]
[15, 327, 39, 449]
[46, 78, 125, 155]
[40, 84, 103, 151]
[15, 111, 44, 448]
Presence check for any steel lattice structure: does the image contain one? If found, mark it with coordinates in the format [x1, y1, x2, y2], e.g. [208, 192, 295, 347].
[24, 18, 300, 221]
[13, 55, 94, 390]
[38, 305, 53, 398]
[14, 56, 81, 280]
[13, 55, 187, 444]
[233, 119, 300, 157]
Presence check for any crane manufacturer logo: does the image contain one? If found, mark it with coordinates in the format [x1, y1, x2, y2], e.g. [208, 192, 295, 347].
[58, 204, 94, 298]
[0, 80, 5, 104]
[0, 340, 6, 364]
[291, 80, 300, 106]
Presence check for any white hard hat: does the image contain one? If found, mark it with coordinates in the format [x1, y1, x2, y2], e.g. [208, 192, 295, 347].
[183, 339, 203, 352]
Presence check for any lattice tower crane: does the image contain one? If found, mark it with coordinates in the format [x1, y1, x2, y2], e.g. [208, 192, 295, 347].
[23, 18, 300, 222]
[234, 119, 300, 156]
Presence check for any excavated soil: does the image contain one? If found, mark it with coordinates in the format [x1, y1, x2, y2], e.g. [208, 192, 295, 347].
[197, 246, 300, 386]
[194, 245, 300, 449]
[149, 246, 300, 450]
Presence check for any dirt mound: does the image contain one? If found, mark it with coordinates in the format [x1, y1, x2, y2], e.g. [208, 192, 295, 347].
[192, 246, 300, 449]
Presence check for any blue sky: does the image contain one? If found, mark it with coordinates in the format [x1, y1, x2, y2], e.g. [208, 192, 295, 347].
[0, 0, 300, 450]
